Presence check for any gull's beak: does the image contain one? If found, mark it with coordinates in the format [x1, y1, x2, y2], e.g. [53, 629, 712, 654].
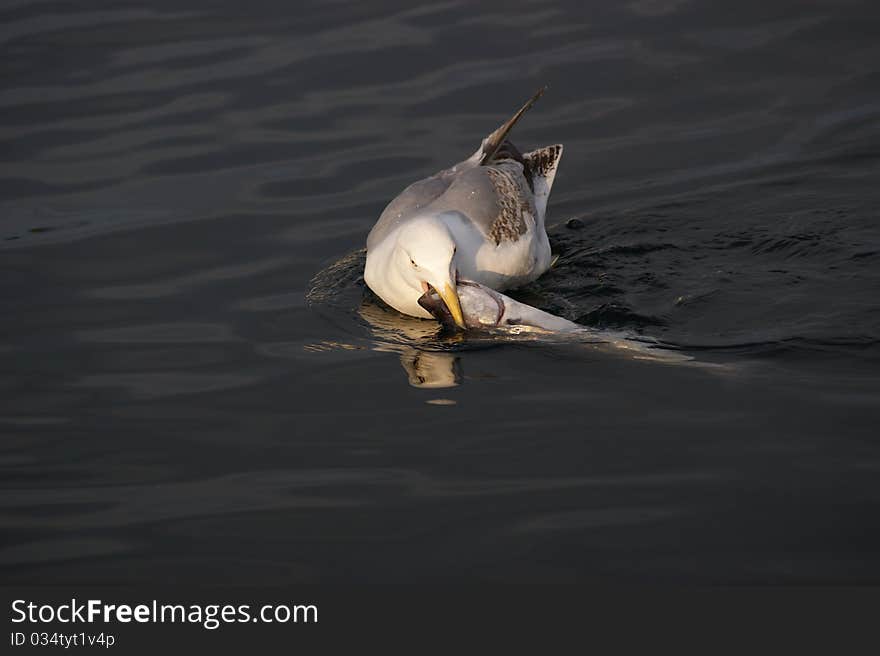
[438, 282, 465, 329]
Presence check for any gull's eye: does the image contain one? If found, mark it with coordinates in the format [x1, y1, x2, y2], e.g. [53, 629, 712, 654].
[410, 258, 418, 268]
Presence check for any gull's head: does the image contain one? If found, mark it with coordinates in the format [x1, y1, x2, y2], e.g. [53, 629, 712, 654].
[392, 218, 464, 328]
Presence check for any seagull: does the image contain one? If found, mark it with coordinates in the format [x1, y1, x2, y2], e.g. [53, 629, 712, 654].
[364, 88, 563, 328]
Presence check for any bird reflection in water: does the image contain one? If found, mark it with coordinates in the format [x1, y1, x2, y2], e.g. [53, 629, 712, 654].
[398, 350, 462, 389]
[357, 295, 464, 389]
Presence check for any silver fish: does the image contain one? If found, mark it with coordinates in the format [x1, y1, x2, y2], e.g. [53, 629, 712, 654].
[418, 279, 701, 365]
[418, 279, 581, 332]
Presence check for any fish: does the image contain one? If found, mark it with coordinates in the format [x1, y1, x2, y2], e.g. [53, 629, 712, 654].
[418, 279, 697, 364]
[418, 279, 581, 333]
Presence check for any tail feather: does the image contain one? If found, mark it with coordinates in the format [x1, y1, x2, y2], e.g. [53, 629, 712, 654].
[524, 144, 563, 221]
[479, 87, 547, 165]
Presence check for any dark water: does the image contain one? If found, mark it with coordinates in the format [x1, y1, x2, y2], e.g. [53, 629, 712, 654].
[3, 0, 880, 583]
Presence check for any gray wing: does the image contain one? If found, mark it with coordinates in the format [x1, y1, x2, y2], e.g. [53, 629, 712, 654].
[425, 161, 536, 246]
[368, 159, 536, 250]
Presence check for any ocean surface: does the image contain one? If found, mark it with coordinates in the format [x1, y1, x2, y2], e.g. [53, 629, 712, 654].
[2, 0, 880, 583]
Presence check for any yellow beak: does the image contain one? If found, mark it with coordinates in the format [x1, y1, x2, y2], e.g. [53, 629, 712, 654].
[438, 282, 466, 329]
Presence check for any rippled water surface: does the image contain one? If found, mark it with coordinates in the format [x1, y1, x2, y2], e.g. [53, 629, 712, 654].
[3, 0, 880, 582]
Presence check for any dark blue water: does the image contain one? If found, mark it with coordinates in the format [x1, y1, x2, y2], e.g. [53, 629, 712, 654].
[2, 0, 880, 583]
